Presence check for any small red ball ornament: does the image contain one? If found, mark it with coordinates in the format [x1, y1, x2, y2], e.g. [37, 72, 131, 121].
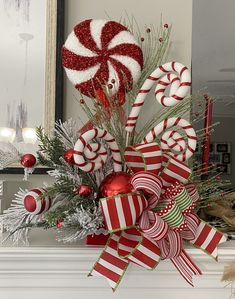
[75, 184, 93, 197]
[64, 149, 75, 165]
[99, 172, 134, 198]
[20, 154, 36, 168]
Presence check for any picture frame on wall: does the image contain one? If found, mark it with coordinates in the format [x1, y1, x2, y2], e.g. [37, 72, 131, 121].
[195, 141, 232, 175]
[0, 0, 64, 174]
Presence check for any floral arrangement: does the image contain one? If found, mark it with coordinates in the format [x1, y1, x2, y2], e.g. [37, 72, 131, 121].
[0, 18, 229, 291]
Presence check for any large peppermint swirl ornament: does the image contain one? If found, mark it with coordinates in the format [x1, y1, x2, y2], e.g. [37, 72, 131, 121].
[74, 128, 122, 172]
[143, 117, 197, 162]
[125, 61, 191, 132]
[62, 19, 143, 104]
[23, 188, 51, 215]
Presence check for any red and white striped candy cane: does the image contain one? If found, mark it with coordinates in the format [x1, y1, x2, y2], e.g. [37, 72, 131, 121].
[143, 117, 197, 162]
[74, 128, 122, 172]
[125, 62, 191, 132]
[83, 143, 108, 164]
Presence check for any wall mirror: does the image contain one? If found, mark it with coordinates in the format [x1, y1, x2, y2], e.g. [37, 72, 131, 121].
[192, 0, 235, 189]
[0, 0, 64, 174]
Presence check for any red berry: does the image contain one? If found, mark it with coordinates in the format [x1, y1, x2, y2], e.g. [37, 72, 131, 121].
[141, 37, 145, 42]
[164, 24, 169, 28]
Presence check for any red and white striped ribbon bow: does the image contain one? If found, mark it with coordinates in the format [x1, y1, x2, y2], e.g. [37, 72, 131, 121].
[90, 170, 226, 291]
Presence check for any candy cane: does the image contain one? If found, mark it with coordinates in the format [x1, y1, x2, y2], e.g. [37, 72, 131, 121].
[125, 62, 191, 132]
[84, 143, 108, 165]
[74, 128, 122, 172]
[143, 117, 197, 162]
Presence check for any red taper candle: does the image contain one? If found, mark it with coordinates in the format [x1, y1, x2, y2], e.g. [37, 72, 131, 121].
[201, 94, 213, 174]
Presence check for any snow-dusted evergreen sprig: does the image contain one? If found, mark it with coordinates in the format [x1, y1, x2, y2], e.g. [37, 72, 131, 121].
[55, 119, 80, 149]
[1, 188, 39, 245]
[56, 204, 104, 243]
[0, 142, 21, 169]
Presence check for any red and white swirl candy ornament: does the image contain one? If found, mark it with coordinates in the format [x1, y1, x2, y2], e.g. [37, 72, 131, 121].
[23, 188, 51, 215]
[125, 62, 191, 131]
[74, 128, 122, 173]
[62, 19, 143, 105]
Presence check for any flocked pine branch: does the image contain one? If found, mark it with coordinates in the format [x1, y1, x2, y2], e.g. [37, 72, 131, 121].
[55, 119, 80, 149]
[56, 204, 103, 243]
[36, 126, 65, 167]
[0, 142, 21, 169]
[1, 188, 40, 245]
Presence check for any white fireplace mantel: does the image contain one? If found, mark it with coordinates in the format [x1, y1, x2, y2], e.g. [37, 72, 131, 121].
[0, 237, 234, 299]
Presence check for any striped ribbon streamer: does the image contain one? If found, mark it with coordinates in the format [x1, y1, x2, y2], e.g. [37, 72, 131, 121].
[190, 221, 227, 258]
[90, 227, 161, 290]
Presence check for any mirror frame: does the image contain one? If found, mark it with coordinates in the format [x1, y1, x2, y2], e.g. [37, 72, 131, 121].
[0, 0, 65, 175]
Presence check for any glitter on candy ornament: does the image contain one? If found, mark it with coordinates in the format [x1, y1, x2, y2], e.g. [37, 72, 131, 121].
[23, 188, 51, 215]
[62, 19, 144, 105]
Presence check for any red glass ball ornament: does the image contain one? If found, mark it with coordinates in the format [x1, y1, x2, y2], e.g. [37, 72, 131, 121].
[75, 184, 93, 197]
[20, 154, 36, 168]
[99, 172, 134, 198]
[64, 149, 75, 165]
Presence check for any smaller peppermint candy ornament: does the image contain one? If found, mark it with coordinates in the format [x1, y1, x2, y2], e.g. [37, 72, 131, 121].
[23, 188, 51, 215]
[62, 19, 143, 105]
